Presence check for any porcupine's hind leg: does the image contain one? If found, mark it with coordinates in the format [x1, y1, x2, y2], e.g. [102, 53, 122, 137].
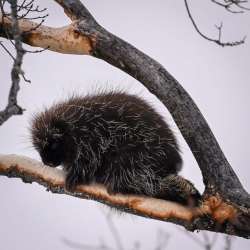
[157, 175, 202, 206]
[104, 163, 161, 197]
[99, 147, 201, 206]
[99, 149, 163, 197]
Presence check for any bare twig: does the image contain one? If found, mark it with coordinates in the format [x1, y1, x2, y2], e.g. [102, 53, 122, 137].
[178, 228, 233, 250]
[184, 0, 246, 46]
[209, 232, 218, 249]
[202, 232, 213, 250]
[177, 228, 205, 248]
[155, 229, 171, 250]
[63, 210, 171, 250]
[0, 0, 25, 126]
[1, 2, 32, 84]
[0, 40, 15, 59]
[105, 213, 124, 250]
[62, 238, 113, 250]
[21, 17, 45, 34]
[0, 0, 49, 125]
[211, 0, 250, 13]
[224, 235, 234, 250]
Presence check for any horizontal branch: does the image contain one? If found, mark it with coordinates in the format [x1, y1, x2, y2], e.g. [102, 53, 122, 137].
[0, 154, 249, 238]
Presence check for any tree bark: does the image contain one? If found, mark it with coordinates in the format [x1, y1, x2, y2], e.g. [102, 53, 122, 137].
[0, 154, 244, 236]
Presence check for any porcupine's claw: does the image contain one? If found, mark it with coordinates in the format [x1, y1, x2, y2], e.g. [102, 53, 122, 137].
[158, 175, 202, 206]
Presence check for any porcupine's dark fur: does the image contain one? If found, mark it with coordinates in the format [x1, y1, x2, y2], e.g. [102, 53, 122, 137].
[31, 91, 201, 205]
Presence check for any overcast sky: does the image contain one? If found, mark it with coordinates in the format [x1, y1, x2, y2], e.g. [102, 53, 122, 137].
[0, 1, 250, 250]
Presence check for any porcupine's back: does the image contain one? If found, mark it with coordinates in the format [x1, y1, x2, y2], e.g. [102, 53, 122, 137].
[66, 91, 182, 172]
[77, 92, 181, 193]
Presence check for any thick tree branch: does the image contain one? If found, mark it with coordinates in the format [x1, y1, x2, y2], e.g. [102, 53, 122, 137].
[0, 0, 250, 238]
[0, 154, 248, 238]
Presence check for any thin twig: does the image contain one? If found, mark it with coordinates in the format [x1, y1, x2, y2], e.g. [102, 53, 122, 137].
[184, 0, 246, 46]
[211, 0, 250, 13]
[0, 0, 48, 88]
[155, 229, 171, 250]
[177, 228, 205, 247]
[21, 18, 45, 34]
[201, 232, 212, 250]
[224, 235, 234, 250]
[62, 238, 113, 250]
[210, 233, 218, 248]
[20, 14, 48, 20]
[0, 40, 15, 60]
[105, 213, 124, 250]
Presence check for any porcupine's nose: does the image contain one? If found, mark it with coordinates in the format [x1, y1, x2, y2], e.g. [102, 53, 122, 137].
[43, 160, 53, 167]
[42, 159, 57, 167]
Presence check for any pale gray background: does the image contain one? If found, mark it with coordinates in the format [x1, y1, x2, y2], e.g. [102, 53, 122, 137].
[0, 0, 250, 249]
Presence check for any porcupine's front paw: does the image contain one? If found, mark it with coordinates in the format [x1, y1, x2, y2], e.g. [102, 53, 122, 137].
[65, 172, 80, 192]
[106, 183, 138, 196]
[106, 184, 120, 195]
[179, 181, 202, 207]
[186, 183, 202, 207]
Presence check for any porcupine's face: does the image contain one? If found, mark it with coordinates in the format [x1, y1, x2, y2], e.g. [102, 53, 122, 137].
[31, 120, 69, 168]
[39, 132, 65, 167]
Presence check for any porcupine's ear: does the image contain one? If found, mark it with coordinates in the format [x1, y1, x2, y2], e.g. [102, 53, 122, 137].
[51, 128, 64, 140]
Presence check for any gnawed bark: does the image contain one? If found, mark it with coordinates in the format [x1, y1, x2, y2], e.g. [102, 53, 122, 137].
[0, 13, 92, 54]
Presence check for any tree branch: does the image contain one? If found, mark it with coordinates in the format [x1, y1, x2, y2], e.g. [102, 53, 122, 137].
[0, 0, 25, 125]
[0, 0, 49, 125]
[0, 154, 248, 238]
[184, 0, 246, 47]
[0, 12, 92, 54]
[0, 0, 250, 238]
[211, 0, 250, 13]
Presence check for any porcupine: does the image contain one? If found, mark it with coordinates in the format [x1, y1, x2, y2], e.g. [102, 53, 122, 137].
[31, 91, 201, 205]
